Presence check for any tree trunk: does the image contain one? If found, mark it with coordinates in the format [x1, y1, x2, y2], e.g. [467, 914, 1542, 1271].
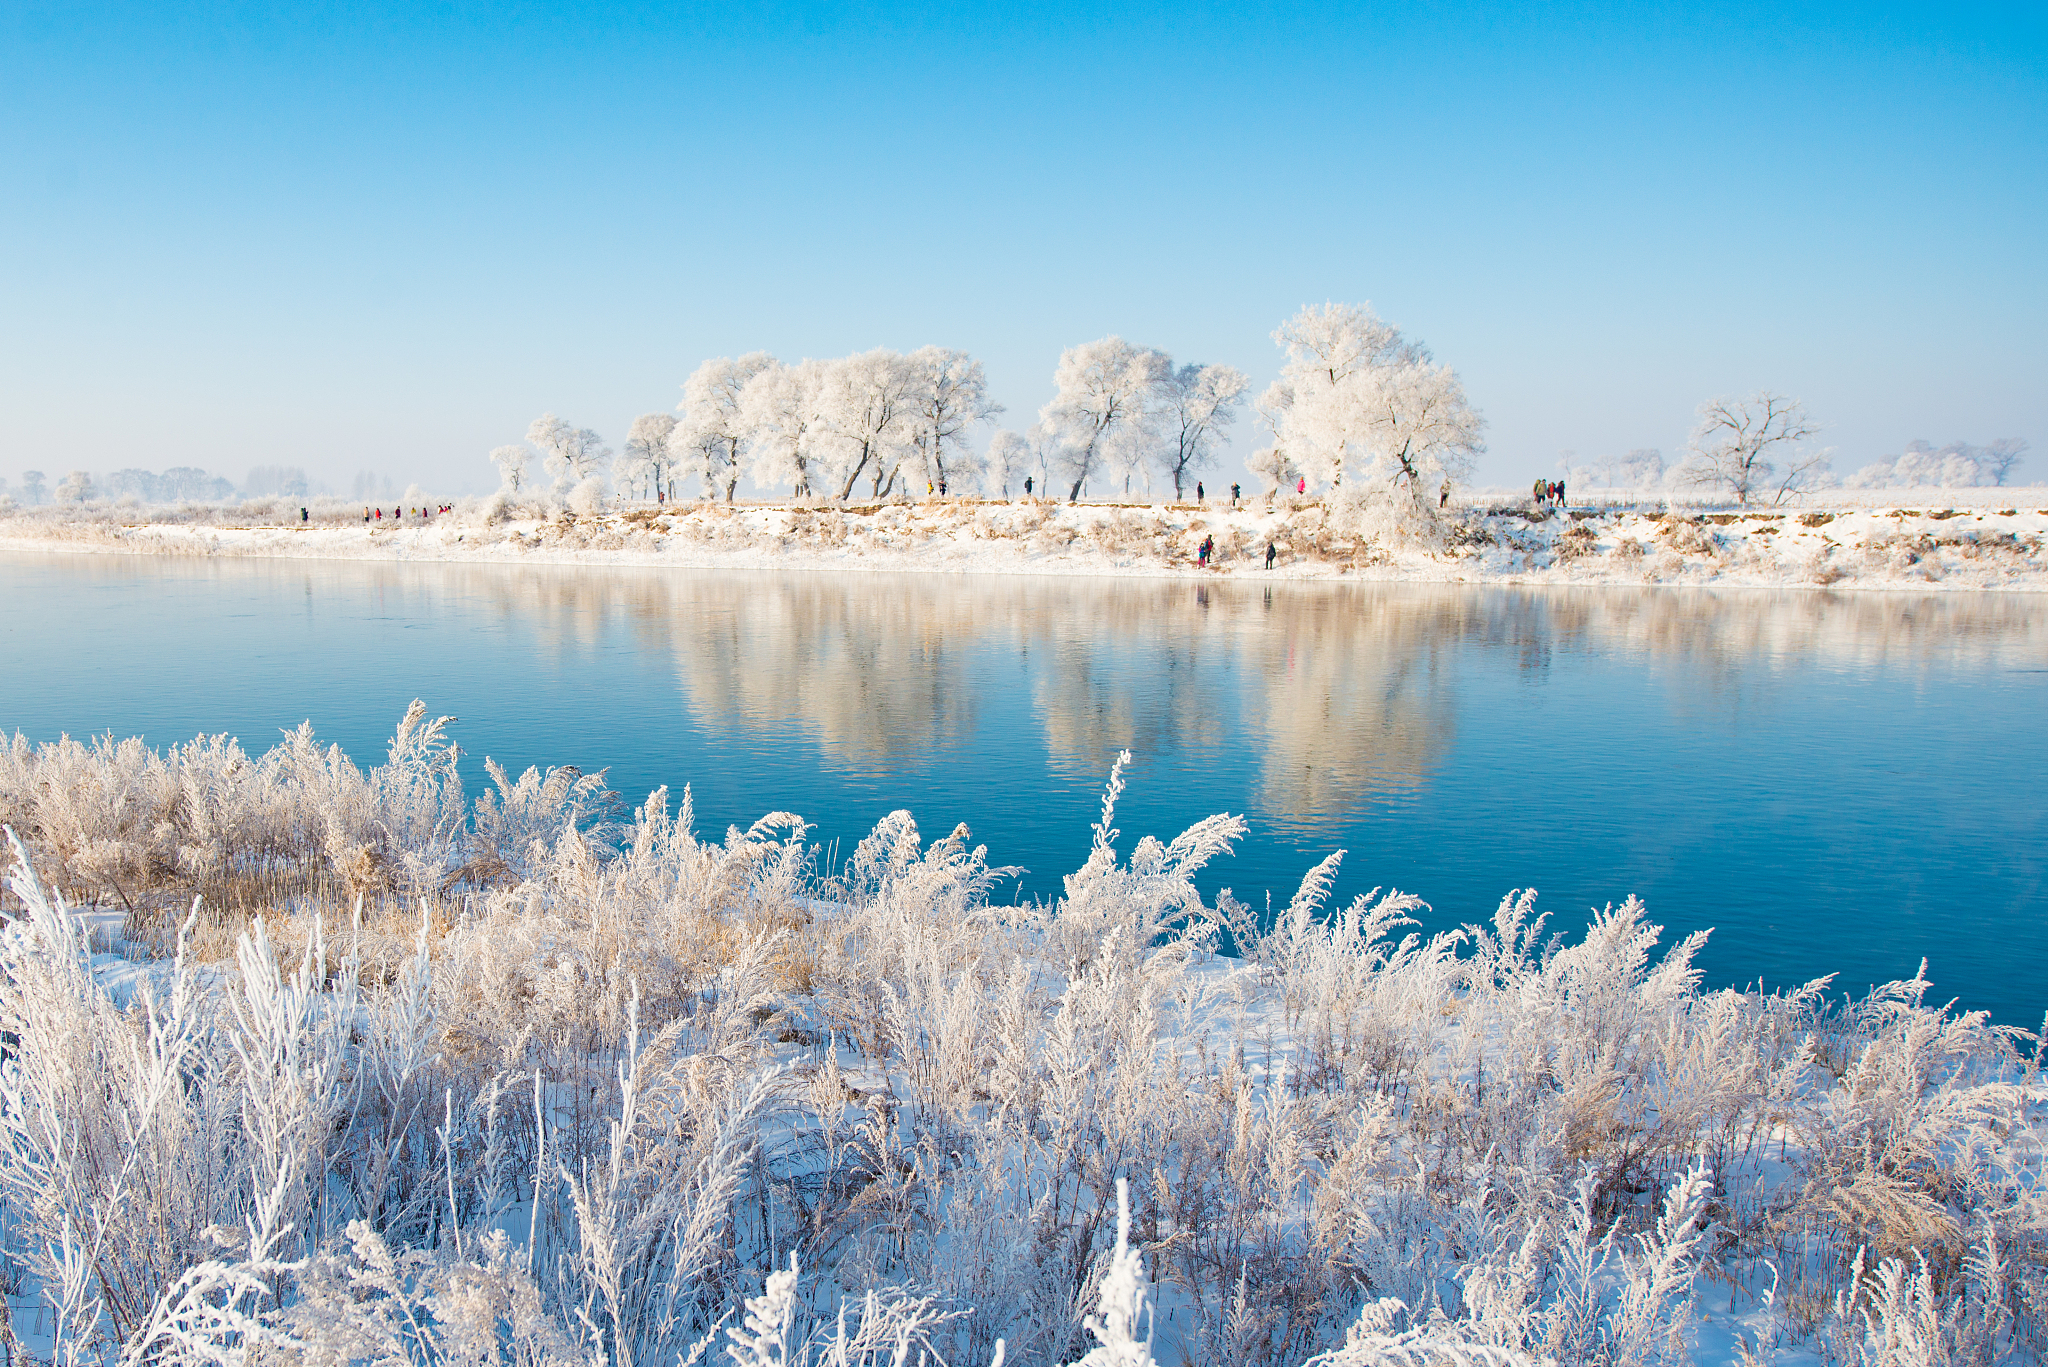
[837, 450, 870, 503]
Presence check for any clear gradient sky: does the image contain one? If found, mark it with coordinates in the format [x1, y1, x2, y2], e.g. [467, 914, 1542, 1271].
[2, 1, 2042, 495]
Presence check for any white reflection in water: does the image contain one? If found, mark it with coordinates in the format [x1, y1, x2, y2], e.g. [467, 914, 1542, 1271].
[292, 563, 2048, 830]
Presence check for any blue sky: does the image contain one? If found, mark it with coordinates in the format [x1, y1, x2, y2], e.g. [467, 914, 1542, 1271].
[2, 0, 2042, 493]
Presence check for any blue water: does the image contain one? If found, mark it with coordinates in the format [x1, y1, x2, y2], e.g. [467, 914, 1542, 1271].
[4, 552, 2044, 1024]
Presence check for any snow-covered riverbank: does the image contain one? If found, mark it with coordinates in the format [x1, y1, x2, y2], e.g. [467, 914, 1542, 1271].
[6, 493, 2048, 590]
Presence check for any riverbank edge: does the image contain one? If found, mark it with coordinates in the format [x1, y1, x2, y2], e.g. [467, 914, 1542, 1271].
[5, 497, 2047, 593]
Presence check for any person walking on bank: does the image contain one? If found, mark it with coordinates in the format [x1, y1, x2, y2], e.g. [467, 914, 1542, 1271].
[1265, 541, 1277, 569]
[1023, 475, 1033, 498]
[1196, 481, 1204, 503]
[1557, 478, 1566, 508]
[1231, 482, 1241, 506]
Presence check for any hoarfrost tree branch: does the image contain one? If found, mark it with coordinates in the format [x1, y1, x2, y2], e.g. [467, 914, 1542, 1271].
[816, 349, 918, 500]
[680, 352, 774, 502]
[985, 431, 1031, 498]
[620, 413, 679, 501]
[1264, 303, 1483, 540]
[1611, 448, 1666, 490]
[1849, 437, 2030, 490]
[527, 414, 612, 498]
[1249, 384, 1303, 496]
[1039, 336, 1170, 502]
[741, 358, 829, 498]
[488, 444, 531, 494]
[905, 346, 1002, 493]
[1681, 392, 1822, 506]
[1985, 437, 2027, 486]
[1247, 445, 1302, 497]
[1158, 363, 1249, 499]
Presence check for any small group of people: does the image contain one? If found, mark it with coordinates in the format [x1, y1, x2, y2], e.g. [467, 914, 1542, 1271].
[1532, 478, 1567, 508]
[363, 505, 449, 523]
[1192, 535, 1288, 569]
[925, 479, 950, 496]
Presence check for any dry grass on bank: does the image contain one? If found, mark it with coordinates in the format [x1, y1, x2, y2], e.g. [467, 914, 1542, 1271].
[1, 708, 2044, 1366]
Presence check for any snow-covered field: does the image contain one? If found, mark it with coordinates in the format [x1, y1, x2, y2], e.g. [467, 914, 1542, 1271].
[5, 490, 2048, 591]
[1, 711, 2043, 1367]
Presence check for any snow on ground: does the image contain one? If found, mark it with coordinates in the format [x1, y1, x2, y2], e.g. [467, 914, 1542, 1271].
[6, 492, 2048, 591]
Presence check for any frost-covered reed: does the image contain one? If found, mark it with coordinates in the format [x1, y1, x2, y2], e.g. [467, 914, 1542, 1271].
[0, 711, 2042, 1366]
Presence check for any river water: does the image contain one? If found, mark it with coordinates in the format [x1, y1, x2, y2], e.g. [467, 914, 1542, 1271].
[4, 551, 2044, 1023]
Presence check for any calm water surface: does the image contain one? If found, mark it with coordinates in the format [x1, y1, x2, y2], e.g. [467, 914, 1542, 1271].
[4, 552, 2044, 1023]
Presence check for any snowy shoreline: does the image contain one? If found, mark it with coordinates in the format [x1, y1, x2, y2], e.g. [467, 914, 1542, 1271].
[5, 491, 2048, 591]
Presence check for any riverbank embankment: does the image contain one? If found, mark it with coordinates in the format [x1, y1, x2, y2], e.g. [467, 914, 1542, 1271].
[5, 494, 2046, 590]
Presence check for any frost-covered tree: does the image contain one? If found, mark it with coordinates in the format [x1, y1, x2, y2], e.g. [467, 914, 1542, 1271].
[742, 358, 830, 497]
[1611, 447, 1667, 489]
[613, 446, 654, 501]
[985, 431, 1031, 498]
[904, 346, 1001, 492]
[1849, 437, 2029, 490]
[1248, 385, 1302, 497]
[1263, 303, 1478, 497]
[1682, 392, 1824, 505]
[619, 413, 679, 500]
[1157, 362, 1249, 499]
[669, 425, 726, 501]
[817, 349, 919, 500]
[527, 413, 611, 497]
[489, 444, 531, 493]
[680, 352, 774, 502]
[1040, 336, 1170, 502]
[20, 470, 46, 504]
[1247, 445, 1302, 496]
[1986, 437, 2027, 486]
[1261, 304, 1482, 543]
[55, 470, 96, 503]
[106, 469, 160, 502]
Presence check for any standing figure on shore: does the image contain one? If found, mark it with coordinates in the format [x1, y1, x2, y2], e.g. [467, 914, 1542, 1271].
[1557, 479, 1566, 507]
[1265, 541, 1277, 569]
[1024, 475, 1033, 497]
[1440, 477, 1451, 509]
[1196, 481, 1204, 503]
[1231, 482, 1241, 506]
